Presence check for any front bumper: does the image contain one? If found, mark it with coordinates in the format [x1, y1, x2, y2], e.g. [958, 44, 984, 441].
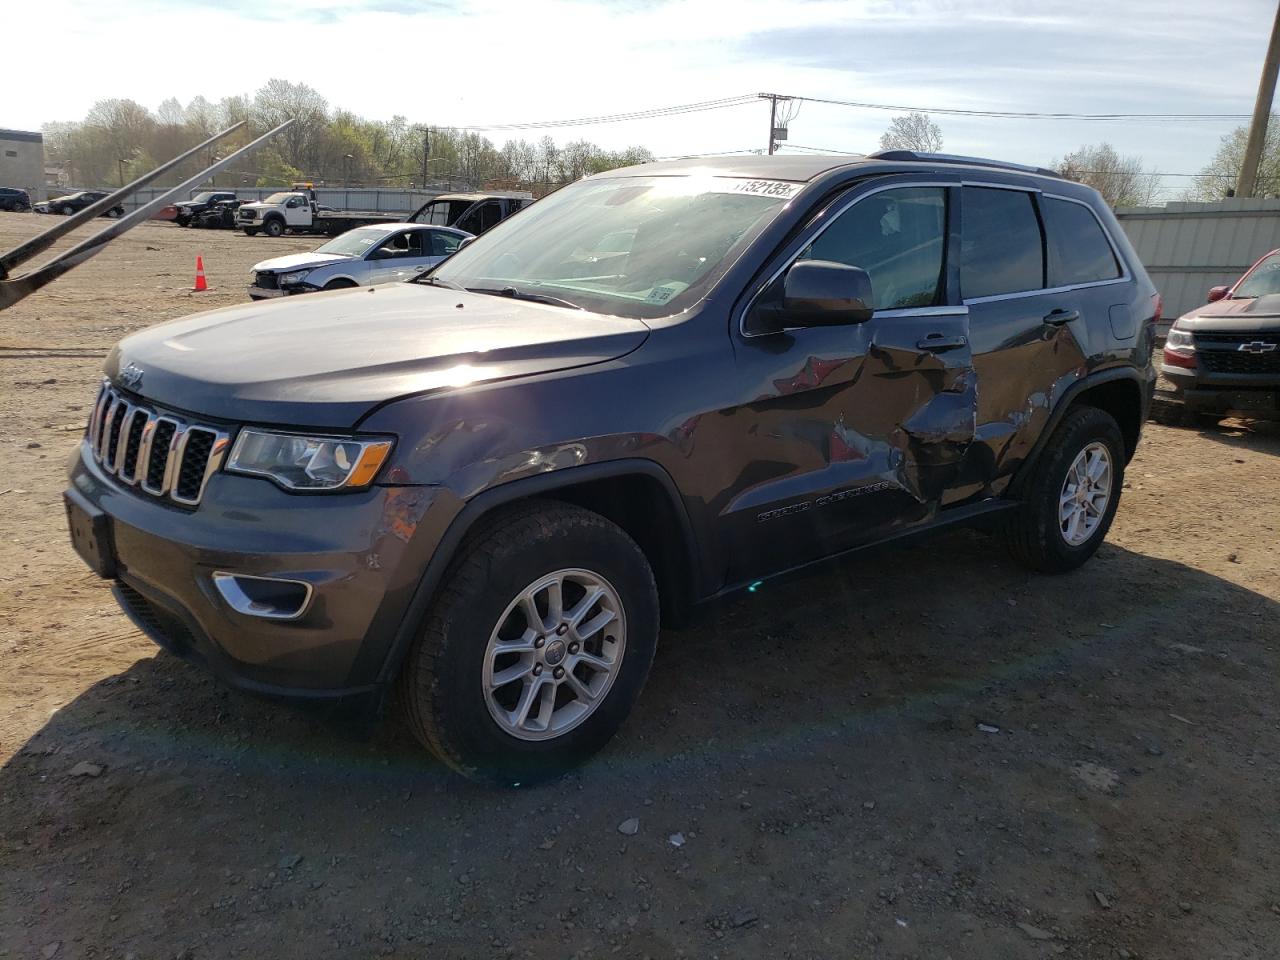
[66, 441, 458, 708]
[1159, 364, 1280, 419]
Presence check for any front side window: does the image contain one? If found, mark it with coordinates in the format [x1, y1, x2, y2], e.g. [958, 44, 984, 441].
[1042, 196, 1120, 286]
[961, 187, 1044, 300]
[1232, 252, 1280, 298]
[429, 175, 796, 319]
[798, 186, 946, 310]
[374, 231, 423, 258]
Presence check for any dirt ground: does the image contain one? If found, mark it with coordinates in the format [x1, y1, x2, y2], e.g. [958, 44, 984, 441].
[1, 212, 1278, 960]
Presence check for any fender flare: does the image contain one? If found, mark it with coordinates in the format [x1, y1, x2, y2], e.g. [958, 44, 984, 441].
[1008, 366, 1148, 496]
[371, 458, 702, 693]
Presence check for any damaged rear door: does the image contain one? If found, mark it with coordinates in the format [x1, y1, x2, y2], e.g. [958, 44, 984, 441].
[722, 180, 976, 583]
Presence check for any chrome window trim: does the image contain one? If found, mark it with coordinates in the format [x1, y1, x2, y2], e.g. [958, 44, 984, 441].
[739, 179, 957, 339]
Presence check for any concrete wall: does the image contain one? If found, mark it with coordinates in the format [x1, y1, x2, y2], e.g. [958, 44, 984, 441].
[1115, 198, 1280, 323]
[0, 129, 45, 202]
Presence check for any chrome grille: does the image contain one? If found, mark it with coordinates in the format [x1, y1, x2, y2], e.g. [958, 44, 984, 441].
[86, 383, 231, 507]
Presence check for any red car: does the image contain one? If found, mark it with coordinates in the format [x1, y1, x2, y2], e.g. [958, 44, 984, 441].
[1159, 248, 1280, 423]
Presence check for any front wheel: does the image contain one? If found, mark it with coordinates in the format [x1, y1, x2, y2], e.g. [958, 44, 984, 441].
[322, 278, 357, 291]
[263, 218, 285, 238]
[1001, 406, 1125, 572]
[398, 502, 659, 786]
[60, 205, 74, 216]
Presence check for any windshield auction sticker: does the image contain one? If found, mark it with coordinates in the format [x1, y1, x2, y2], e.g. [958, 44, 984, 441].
[725, 179, 803, 199]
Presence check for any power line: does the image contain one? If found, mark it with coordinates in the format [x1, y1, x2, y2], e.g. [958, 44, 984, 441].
[456, 95, 758, 132]
[791, 94, 1253, 122]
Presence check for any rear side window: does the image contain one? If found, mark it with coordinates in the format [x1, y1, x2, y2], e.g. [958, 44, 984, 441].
[800, 186, 946, 309]
[961, 187, 1043, 299]
[1042, 197, 1120, 286]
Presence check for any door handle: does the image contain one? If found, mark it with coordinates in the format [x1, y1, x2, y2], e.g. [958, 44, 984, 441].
[916, 334, 968, 352]
[1043, 308, 1079, 325]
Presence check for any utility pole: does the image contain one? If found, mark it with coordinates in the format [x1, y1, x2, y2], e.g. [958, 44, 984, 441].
[758, 93, 792, 155]
[420, 128, 429, 190]
[1238, 1, 1280, 198]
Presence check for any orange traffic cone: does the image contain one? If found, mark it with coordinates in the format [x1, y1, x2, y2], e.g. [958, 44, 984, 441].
[193, 255, 208, 292]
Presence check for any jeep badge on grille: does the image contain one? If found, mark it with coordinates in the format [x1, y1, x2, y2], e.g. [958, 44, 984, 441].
[119, 363, 144, 389]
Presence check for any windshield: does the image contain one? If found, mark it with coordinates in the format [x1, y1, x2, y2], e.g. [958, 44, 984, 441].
[191, 192, 217, 203]
[428, 175, 799, 319]
[1233, 252, 1280, 298]
[263, 192, 294, 204]
[315, 227, 393, 257]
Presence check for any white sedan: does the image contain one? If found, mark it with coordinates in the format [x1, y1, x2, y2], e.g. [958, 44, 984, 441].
[248, 223, 472, 300]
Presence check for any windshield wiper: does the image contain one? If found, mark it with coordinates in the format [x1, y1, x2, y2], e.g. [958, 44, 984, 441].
[467, 286, 583, 310]
[413, 274, 463, 289]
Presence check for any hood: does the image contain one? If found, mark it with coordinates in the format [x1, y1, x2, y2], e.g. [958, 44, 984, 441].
[104, 283, 650, 427]
[1177, 293, 1280, 334]
[252, 252, 352, 273]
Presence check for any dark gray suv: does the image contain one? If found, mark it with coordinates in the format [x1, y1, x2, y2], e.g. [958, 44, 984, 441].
[65, 152, 1159, 784]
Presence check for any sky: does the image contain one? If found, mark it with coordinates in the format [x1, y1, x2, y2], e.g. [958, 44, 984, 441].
[4, 0, 1277, 200]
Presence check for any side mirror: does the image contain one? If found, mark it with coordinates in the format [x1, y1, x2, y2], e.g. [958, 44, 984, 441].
[781, 260, 875, 326]
[1207, 285, 1229, 303]
[458, 236, 476, 250]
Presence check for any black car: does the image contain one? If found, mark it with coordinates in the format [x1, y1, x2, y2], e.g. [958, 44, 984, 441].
[174, 191, 238, 227]
[65, 152, 1159, 785]
[45, 191, 126, 218]
[0, 186, 31, 212]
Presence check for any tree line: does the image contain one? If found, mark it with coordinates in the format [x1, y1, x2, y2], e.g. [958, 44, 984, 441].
[878, 110, 1280, 207]
[42, 79, 655, 196]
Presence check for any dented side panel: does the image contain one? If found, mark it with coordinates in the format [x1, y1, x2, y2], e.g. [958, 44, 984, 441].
[715, 309, 976, 583]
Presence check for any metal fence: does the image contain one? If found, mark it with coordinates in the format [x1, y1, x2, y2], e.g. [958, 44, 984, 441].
[109, 186, 456, 214]
[1115, 198, 1280, 324]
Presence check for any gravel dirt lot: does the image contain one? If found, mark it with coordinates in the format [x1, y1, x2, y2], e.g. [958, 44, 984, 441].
[1, 212, 1278, 960]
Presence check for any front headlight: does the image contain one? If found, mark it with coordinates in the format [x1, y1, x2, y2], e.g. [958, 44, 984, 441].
[226, 429, 394, 491]
[1165, 327, 1195, 354]
[280, 270, 310, 286]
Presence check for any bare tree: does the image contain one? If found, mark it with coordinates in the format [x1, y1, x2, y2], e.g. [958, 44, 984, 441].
[1185, 117, 1280, 200]
[1055, 143, 1159, 208]
[879, 112, 943, 153]
[251, 79, 328, 168]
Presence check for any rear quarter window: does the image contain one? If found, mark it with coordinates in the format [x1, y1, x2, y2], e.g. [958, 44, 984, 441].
[960, 187, 1044, 300]
[1042, 197, 1121, 286]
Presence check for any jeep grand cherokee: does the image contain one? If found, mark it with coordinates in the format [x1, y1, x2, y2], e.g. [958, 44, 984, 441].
[65, 152, 1159, 784]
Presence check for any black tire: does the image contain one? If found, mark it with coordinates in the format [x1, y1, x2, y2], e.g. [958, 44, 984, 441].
[263, 218, 285, 238]
[243, 228, 259, 237]
[175, 215, 190, 227]
[322, 278, 358, 291]
[60, 205, 74, 216]
[105, 208, 120, 219]
[398, 501, 659, 786]
[1002, 406, 1125, 573]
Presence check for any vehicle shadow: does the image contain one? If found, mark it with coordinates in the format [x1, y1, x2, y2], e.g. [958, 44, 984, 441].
[1186, 415, 1280, 455]
[3, 532, 1278, 960]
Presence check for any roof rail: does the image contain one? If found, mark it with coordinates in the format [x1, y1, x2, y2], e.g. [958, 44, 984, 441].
[868, 150, 1061, 179]
[0, 119, 293, 312]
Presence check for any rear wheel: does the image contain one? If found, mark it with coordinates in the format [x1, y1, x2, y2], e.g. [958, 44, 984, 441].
[263, 218, 285, 238]
[1002, 406, 1125, 572]
[243, 228, 259, 236]
[398, 502, 659, 786]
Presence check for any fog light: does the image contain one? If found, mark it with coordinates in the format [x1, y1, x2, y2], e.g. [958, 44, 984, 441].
[212, 572, 313, 620]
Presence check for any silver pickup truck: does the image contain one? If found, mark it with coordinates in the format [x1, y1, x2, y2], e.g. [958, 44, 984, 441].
[248, 222, 472, 299]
